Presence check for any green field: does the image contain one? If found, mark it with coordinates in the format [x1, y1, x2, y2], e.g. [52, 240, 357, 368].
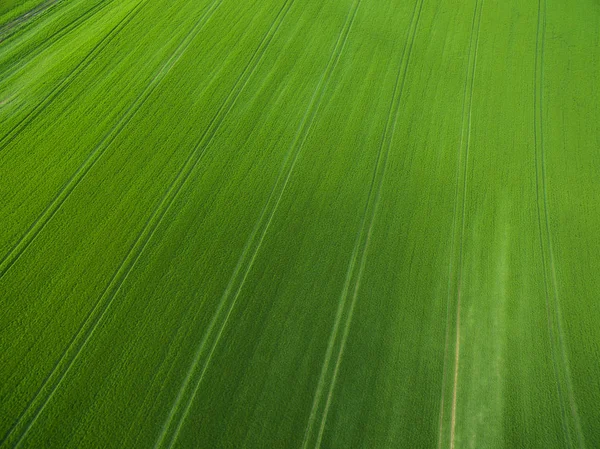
[1, 0, 600, 447]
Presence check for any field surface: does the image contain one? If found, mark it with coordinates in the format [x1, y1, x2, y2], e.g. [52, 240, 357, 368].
[1, 0, 599, 447]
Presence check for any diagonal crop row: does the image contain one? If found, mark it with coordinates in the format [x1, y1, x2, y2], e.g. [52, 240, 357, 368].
[0, 0, 117, 81]
[0, 0, 227, 447]
[0, 0, 225, 282]
[0, 0, 62, 41]
[0, 0, 303, 446]
[0, 0, 149, 152]
[151, 0, 318, 446]
[153, 0, 377, 446]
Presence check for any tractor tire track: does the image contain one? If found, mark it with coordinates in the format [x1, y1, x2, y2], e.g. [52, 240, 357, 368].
[302, 1, 424, 447]
[0, 0, 149, 152]
[444, 1, 483, 449]
[0, 0, 296, 446]
[0, 0, 62, 41]
[534, 0, 586, 447]
[0, 0, 116, 80]
[150, 0, 370, 446]
[113, 7, 301, 446]
[0, 0, 223, 282]
[0, 1, 226, 447]
[122, 188, 225, 447]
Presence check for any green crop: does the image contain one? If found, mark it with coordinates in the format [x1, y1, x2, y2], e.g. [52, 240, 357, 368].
[1, 0, 599, 447]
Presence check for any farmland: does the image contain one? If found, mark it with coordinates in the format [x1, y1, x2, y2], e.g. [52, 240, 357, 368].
[1, 0, 600, 447]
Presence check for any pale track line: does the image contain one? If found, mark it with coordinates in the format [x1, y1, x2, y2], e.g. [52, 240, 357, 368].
[436, 9, 469, 444]
[534, 7, 570, 444]
[0, 0, 222, 282]
[315, 2, 425, 446]
[0, 0, 149, 152]
[445, 1, 483, 449]
[0, 0, 117, 81]
[302, 0, 424, 447]
[534, 0, 585, 446]
[435, 0, 480, 439]
[154, 1, 365, 447]
[0, 0, 221, 385]
[436, 29, 465, 449]
[533, 1, 569, 444]
[122, 179, 228, 448]
[102, 13, 302, 449]
[0, 1, 226, 447]
[0, 0, 62, 41]
[151, 0, 300, 446]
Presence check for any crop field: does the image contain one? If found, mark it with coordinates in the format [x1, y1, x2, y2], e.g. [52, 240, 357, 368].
[1, 0, 599, 447]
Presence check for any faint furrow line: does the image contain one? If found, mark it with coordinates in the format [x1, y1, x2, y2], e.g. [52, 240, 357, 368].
[534, 3, 570, 442]
[534, 0, 586, 447]
[2, 0, 294, 445]
[447, 1, 484, 449]
[436, 14, 469, 441]
[153, 0, 368, 447]
[0, 0, 62, 41]
[302, 1, 424, 448]
[102, 7, 301, 446]
[314, 0, 425, 445]
[0, 0, 115, 80]
[0, 1, 226, 447]
[0, 0, 149, 151]
[0, 0, 223, 282]
[122, 191, 225, 446]
[533, 0, 570, 445]
[123, 295, 202, 446]
[436, 1, 481, 440]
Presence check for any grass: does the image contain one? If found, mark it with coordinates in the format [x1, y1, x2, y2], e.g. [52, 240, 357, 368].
[1, 0, 599, 447]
